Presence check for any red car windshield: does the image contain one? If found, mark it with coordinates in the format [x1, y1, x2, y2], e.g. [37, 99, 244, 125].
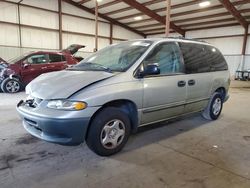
[8, 52, 32, 64]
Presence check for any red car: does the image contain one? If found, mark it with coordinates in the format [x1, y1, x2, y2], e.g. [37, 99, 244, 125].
[0, 44, 85, 93]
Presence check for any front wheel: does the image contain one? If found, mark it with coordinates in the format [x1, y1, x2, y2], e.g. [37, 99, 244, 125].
[202, 92, 223, 120]
[1, 78, 23, 93]
[86, 107, 131, 156]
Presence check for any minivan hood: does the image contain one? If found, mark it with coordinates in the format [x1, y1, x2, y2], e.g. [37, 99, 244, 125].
[26, 70, 114, 99]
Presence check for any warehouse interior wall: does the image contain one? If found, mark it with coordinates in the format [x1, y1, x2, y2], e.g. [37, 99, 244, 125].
[0, 0, 249, 77]
[0, 0, 143, 60]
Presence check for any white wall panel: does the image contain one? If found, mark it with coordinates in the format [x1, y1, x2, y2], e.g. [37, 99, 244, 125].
[21, 28, 59, 49]
[245, 36, 250, 55]
[62, 1, 95, 20]
[0, 23, 19, 46]
[62, 15, 110, 37]
[20, 6, 59, 29]
[112, 40, 123, 44]
[186, 25, 244, 38]
[62, 15, 95, 34]
[62, 1, 106, 22]
[98, 22, 110, 37]
[113, 25, 142, 40]
[98, 38, 110, 50]
[244, 56, 250, 70]
[22, 0, 58, 11]
[63, 33, 95, 52]
[0, 2, 18, 23]
[204, 37, 243, 55]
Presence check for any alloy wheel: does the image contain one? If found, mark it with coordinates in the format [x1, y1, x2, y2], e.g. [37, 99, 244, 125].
[100, 119, 126, 149]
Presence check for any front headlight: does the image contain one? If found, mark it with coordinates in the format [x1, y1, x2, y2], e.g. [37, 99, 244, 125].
[47, 100, 87, 110]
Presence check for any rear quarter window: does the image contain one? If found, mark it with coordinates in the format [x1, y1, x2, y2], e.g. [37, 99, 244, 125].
[179, 42, 228, 74]
[204, 45, 228, 71]
[49, 54, 66, 63]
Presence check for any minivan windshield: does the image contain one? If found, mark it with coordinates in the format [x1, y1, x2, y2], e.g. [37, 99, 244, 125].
[69, 40, 153, 72]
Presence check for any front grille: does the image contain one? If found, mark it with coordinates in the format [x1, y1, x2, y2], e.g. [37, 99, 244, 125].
[24, 118, 42, 133]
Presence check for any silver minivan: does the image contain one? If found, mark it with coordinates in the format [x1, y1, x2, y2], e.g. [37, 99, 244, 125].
[17, 38, 230, 156]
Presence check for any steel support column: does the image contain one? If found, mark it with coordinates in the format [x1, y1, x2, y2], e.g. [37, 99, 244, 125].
[17, 0, 23, 47]
[110, 23, 113, 44]
[94, 0, 98, 52]
[58, 0, 63, 50]
[165, 0, 171, 36]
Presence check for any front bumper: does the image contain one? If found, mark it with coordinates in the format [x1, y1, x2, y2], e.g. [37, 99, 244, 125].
[16, 100, 96, 145]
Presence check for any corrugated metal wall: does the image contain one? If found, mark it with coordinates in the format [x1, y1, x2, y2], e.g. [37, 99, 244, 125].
[0, 0, 142, 60]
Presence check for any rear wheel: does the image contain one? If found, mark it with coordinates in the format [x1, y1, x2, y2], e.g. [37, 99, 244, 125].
[1, 78, 22, 93]
[86, 107, 131, 156]
[202, 92, 223, 120]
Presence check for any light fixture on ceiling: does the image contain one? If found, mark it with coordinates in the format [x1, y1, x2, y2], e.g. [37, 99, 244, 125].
[134, 16, 142, 20]
[199, 1, 211, 8]
[97, 0, 102, 2]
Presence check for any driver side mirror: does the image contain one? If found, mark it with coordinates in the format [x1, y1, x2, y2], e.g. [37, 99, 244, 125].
[23, 63, 30, 68]
[137, 64, 160, 78]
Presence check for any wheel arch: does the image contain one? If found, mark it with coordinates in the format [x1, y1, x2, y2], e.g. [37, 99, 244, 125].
[86, 99, 139, 140]
[214, 87, 226, 101]
[10, 74, 22, 81]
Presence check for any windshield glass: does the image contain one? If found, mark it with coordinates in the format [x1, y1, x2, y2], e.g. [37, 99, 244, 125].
[69, 40, 152, 72]
[8, 52, 32, 64]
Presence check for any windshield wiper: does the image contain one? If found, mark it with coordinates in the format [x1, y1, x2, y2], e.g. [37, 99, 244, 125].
[69, 62, 113, 73]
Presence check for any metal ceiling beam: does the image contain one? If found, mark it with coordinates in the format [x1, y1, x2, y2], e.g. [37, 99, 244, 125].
[91, 0, 122, 10]
[135, 16, 250, 30]
[122, 0, 185, 36]
[77, 0, 91, 4]
[120, 0, 249, 24]
[219, 0, 249, 28]
[126, 8, 250, 25]
[106, 0, 202, 16]
[63, 0, 146, 37]
[106, 0, 166, 16]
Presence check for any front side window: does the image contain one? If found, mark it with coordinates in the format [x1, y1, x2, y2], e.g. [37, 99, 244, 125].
[26, 54, 48, 64]
[143, 42, 183, 75]
[70, 40, 152, 72]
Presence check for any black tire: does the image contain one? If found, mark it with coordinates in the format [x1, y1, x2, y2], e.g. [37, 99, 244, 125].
[202, 92, 223, 120]
[86, 107, 131, 156]
[1, 78, 23, 93]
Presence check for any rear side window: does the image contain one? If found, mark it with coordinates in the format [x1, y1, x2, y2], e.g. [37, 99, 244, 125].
[49, 54, 66, 63]
[179, 42, 228, 74]
[179, 42, 210, 74]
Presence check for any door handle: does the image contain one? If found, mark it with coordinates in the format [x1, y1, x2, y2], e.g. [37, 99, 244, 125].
[178, 80, 186, 87]
[188, 79, 196, 86]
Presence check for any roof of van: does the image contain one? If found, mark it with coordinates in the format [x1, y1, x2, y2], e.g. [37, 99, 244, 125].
[133, 37, 211, 46]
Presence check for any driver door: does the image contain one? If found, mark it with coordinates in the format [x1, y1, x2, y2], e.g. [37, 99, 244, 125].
[141, 42, 187, 125]
[21, 54, 49, 84]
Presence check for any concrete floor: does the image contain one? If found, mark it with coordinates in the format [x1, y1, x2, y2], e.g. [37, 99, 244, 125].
[1, 81, 250, 188]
